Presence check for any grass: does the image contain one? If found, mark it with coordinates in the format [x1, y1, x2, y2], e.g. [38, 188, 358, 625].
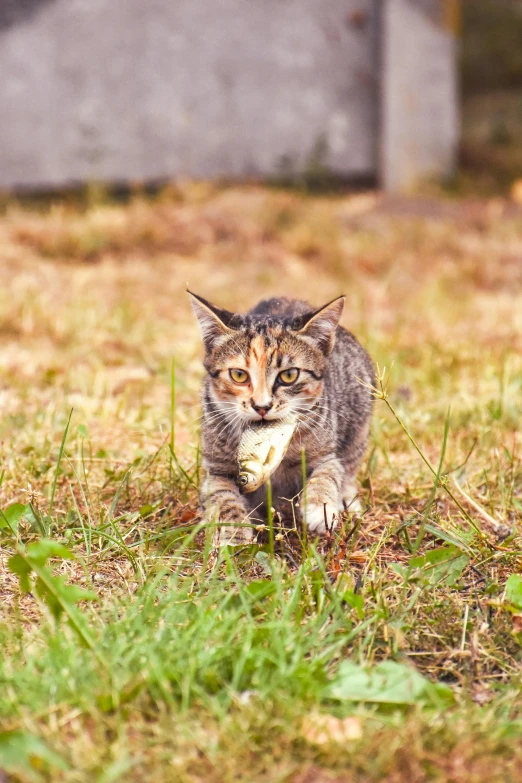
[1, 184, 522, 781]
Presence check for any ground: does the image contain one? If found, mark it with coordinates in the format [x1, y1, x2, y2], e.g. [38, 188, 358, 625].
[1, 184, 522, 782]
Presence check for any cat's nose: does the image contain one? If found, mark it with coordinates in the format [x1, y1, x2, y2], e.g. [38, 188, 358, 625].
[251, 401, 273, 418]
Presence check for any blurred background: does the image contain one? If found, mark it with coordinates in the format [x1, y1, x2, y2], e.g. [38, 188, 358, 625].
[461, 0, 522, 195]
[0, 0, 520, 197]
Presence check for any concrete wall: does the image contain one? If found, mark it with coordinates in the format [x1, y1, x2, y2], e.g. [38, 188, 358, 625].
[381, 0, 460, 191]
[0, 0, 379, 190]
[0, 0, 458, 192]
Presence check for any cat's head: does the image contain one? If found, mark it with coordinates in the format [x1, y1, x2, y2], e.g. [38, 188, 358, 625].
[189, 292, 344, 424]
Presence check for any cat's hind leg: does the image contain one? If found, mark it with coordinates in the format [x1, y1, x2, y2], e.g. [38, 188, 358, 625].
[338, 419, 370, 514]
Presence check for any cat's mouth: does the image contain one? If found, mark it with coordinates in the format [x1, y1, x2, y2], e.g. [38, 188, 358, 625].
[245, 412, 281, 423]
[243, 409, 296, 426]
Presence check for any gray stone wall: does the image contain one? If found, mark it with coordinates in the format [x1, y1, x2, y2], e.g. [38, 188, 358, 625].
[0, 0, 379, 190]
[381, 0, 460, 191]
[0, 0, 458, 192]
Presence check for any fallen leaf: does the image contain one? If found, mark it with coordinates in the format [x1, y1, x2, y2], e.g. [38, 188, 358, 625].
[301, 712, 362, 746]
[179, 506, 197, 524]
[471, 684, 492, 706]
[326, 660, 454, 706]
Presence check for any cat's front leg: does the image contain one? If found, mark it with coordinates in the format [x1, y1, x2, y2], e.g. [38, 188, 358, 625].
[302, 457, 344, 534]
[201, 472, 255, 546]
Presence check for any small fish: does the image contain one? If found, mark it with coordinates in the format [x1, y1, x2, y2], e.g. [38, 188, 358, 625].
[237, 419, 297, 493]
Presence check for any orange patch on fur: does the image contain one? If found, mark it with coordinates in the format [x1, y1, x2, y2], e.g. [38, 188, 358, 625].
[248, 336, 268, 369]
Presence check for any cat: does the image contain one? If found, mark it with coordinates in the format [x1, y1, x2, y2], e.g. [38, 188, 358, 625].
[189, 291, 375, 545]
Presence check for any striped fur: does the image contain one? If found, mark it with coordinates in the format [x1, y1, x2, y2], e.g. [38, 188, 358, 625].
[189, 292, 375, 544]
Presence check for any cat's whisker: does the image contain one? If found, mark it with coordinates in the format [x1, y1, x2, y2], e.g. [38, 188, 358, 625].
[183, 401, 240, 419]
[293, 413, 325, 445]
[209, 410, 246, 457]
[201, 402, 244, 418]
[223, 422, 243, 453]
[202, 411, 237, 425]
[186, 400, 238, 411]
[185, 400, 240, 424]
[291, 407, 332, 437]
[292, 403, 330, 420]
[190, 410, 234, 428]
[210, 421, 238, 458]
[296, 413, 331, 434]
[304, 401, 355, 425]
[298, 418, 319, 440]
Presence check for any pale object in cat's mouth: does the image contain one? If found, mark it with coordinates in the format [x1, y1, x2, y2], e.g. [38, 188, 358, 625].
[237, 419, 297, 493]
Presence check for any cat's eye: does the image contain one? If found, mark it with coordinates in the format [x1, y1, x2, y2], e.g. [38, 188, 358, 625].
[278, 368, 300, 385]
[229, 368, 250, 384]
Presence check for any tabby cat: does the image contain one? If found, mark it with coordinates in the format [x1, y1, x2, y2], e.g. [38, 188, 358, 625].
[189, 291, 375, 544]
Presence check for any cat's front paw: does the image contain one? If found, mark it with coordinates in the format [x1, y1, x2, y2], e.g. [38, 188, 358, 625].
[213, 523, 255, 547]
[341, 480, 362, 513]
[302, 502, 340, 535]
[342, 495, 362, 513]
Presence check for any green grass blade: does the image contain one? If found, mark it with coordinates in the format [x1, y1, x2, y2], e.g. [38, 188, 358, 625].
[49, 408, 73, 517]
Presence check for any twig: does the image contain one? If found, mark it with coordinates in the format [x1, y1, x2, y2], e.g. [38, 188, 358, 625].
[460, 604, 470, 651]
[452, 478, 501, 531]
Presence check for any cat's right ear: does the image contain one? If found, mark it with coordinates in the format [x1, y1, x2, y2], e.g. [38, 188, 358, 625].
[295, 295, 345, 355]
[187, 290, 236, 350]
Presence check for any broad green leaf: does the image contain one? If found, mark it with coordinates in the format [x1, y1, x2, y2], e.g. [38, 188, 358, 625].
[342, 590, 365, 620]
[7, 543, 104, 663]
[26, 539, 74, 565]
[392, 546, 468, 587]
[254, 551, 273, 576]
[0, 731, 68, 781]
[21, 504, 43, 533]
[505, 574, 522, 609]
[327, 660, 454, 707]
[0, 502, 28, 531]
[96, 677, 144, 713]
[245, 579, 277, 601]
[34, 572, 98, 620]
[424, 523, 473, 553]
[7, 553, 32, 593]
[390, 562, 408, 579]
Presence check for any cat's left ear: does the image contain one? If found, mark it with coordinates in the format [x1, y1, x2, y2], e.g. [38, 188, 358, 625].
[296, 296, 345, 355]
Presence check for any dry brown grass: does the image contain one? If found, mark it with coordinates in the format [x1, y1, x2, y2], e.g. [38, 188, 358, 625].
[1, 185, 522, 781]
